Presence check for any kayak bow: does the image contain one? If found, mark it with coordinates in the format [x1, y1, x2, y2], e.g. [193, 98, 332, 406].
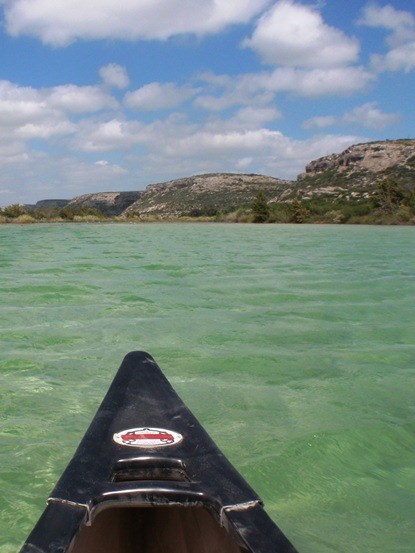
[20, 351, 298, 553]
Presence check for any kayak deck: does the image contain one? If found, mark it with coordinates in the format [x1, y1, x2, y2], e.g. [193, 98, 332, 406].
[20, 351, 298, 553]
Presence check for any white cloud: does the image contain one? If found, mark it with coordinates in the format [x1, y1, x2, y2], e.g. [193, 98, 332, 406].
[371, 42, 415, 73]
[124, 82, 198, 111]
[15, 120, 76, 140]
[0, 81, 72, 140]
[0, 83, 369, 204]
[302, 115, 337, 130]
[0, 80, 117, 144]
[358, 3, 415, 41]
[285, 134, 367, 173]
[74, 119, 146, 152]
[47, 84, 118, 112]
[194, 71, 275, 111]
[0, 81, 47, 126]
[193, 93, 237, 112]
[343, 102, 400, 129]
[52, 156, 128, 191]
[181, 130, 351, 167]
[2, 0, 269, 45]
[264, 66, 373, 96]
[0, 140, 30, 163]
[99, 64, 130, 89]
[0, 147, 131, 205]
[59, 102, 367, 183]
[194, 88, 274, 112]
[303, 102, 400, 131]
[168, 128, 286, 157]
[359, 3, 415, 72]
[236, 157, 254, 169]
[93, 159, 127, 174]
[129, 128, 367, 182]
[243, 0, 359, 68]
[74, 113, 198, 154]
[195, 64, 373, 112]
[227, 106, 281, 128]
[0, 3, 397, 208]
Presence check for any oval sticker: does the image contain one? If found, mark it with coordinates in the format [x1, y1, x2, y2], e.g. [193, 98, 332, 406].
[113, 427, 183, 448]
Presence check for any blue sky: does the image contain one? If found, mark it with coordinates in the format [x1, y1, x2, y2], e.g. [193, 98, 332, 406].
[0, 0, 414, 205]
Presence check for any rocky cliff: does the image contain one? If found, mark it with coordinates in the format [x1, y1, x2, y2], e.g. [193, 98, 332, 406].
[66, 191, 142, 216]
[296, 139, 415, 202]
[122, 140, 414, 215]
[122, 173, 290, 217]
[303, 140, 414, 175]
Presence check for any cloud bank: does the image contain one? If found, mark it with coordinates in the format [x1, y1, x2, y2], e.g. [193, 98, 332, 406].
[0, 1, 412, 205]
[2, 0, 269, 45]
[359, 2, 415, 72]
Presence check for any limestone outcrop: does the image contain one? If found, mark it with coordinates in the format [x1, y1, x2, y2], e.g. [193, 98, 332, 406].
[66, 191, 142, 216]
[302, 140, 415, 177]
[122, 173, 290, 217]
[295, 139, 415, 202]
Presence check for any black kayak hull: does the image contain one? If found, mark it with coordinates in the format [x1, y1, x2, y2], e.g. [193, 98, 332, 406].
[20, 351, 298, 553]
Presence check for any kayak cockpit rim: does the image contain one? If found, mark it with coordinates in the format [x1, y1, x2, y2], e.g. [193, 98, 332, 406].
[66, 503, 245, 553]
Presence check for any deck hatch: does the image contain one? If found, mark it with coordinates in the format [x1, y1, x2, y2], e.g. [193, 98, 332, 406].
[111, 456, 189, 482]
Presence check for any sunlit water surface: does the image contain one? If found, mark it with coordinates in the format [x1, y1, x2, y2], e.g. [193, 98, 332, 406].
[0, 223, 414, 552]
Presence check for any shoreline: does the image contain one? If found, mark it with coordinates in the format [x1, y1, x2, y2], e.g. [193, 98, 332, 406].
[1, 216, 415, 226]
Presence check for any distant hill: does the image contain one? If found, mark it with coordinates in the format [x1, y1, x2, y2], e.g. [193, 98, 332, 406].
[120, 139, 414, 217]
[122, 173, 290, 217]
[26, 199, 70, 210]
[27, 139, 414, 220]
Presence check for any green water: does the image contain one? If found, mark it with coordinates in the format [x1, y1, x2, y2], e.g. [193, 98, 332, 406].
[0, 223, 414, 552]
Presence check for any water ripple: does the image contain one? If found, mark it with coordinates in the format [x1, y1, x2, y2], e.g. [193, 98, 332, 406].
[0, 223, 414, 552]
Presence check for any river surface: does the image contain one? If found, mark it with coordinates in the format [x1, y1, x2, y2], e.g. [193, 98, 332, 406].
[0, 223, 414, 552]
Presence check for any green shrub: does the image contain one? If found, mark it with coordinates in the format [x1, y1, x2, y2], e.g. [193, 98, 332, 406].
[395, 206, 414, 223]
[251, 192, 270, 223]
[290, 198, 308, 223]
[2, 204, 26, 218]
[373, 179, 406, 212]
[14, 214, 36, 224]
[59, 206, 105, 220]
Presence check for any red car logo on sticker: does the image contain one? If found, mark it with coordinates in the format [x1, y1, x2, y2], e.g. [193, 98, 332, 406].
[113, 427, 183, 448]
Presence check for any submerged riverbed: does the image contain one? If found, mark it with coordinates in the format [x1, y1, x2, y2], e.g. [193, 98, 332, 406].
[1, 223, 414, 552]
